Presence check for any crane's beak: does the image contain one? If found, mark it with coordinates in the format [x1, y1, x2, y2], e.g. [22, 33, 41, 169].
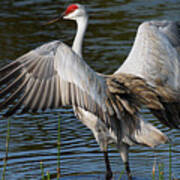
[44, 12, 66, 25]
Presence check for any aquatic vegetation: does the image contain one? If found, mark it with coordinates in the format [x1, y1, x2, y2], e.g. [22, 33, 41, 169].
[1, 119, 10, 180]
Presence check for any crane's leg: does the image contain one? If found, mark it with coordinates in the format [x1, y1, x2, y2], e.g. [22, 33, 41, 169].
[103, 151, 113, 180]
[119, 143, 132, 180]
[124, 161, 132, 180]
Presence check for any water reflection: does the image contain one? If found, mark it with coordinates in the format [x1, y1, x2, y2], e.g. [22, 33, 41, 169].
[0, 0, 180, 179]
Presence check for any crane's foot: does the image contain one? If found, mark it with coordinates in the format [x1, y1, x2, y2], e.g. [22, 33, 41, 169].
[105, 170, 113, 180]
[125, 162, 132, 180]
[127, 174, 132, 180]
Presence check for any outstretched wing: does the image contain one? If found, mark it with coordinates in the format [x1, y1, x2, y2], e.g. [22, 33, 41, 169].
[115, 20, 180, 128]
[116, 20, 180, 89]
[0, 40, 108, 122]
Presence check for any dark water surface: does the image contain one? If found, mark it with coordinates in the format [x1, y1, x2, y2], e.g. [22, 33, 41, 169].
[0, 0, 180, 179]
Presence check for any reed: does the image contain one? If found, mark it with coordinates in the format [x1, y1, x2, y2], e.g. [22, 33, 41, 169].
[40, 161, 45, 180]
[152, 159, 156, 180]
[57, 116, 61, 179]
[47, 171, 50, 180]
[169, 143, 172, 180]
[158, 162, 164, 180]
[2, 118, 10, 180]
[118, 169, 124, 180]
[151, 143, 174, 180]
[39, 117, 61, 180]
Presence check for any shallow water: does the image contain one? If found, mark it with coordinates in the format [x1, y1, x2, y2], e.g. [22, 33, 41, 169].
[0, 0, 180, 179]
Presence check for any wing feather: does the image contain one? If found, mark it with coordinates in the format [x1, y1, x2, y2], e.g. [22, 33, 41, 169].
[4, 75, 35, 116]
[107, 73, 180, 129]
[0, 41, 109, 126]
[115, 20, 180, 129]
[54, 75, 61, 108]
[31, 80, 45, 111]
[0, 74, 29, 109]
[116, 20, 180, 89]
[23, 79, 41, 111]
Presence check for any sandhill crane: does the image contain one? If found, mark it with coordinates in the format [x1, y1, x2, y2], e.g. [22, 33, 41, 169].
[0, 3, 180, 180]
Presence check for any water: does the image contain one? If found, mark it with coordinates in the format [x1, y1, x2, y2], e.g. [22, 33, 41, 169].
[0, 0, 180, 179]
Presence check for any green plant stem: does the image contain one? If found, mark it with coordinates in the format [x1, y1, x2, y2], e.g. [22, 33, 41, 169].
[119, 169, 124, 180]
[152, 159, 156, 180]
[2, 118, 11, 180]
[57, 117, 61, 179]
[169, 143, 172, 180]
[158, 163, 164, 180]
[40, 161, 45, 180]
[47, 171, 50, 180]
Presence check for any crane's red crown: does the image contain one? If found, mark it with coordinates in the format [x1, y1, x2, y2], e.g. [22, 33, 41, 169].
[65, 4, 78, 15]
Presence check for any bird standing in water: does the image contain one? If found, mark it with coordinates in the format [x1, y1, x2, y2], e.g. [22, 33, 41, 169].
[0, 4, 180, 180]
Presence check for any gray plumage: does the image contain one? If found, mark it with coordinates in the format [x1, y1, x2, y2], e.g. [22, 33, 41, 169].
[0, 4, 180, 180]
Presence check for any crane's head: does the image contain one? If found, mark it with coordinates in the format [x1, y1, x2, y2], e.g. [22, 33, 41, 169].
[62, 4, 87, 20]
[46, 4, 87, 25]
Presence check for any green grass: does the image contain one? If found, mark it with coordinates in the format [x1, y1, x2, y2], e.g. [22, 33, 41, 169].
[158, 163, 164, 180]
[152, 159, 156, 180]
[118, 169, 125, 180]
[118, 143, 173, 180]
[1, 118, 10, 180]
[40, 161, 45, 180]
[40, 116, 61, 180]
[169, 143, 172, 180]
[46, 171, 50, 180]
[57, 116, 61, 179]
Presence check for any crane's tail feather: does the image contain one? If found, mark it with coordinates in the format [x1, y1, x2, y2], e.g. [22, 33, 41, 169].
[134, 120, 169, 148]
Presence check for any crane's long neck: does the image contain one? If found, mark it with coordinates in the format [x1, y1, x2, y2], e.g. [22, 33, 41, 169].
[72, 16, 88, 58]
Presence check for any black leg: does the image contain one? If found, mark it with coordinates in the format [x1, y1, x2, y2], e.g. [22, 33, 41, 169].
[125, 161, 132, 180]
[103, 151, 113, 180]
[119, 143, 132, 180]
